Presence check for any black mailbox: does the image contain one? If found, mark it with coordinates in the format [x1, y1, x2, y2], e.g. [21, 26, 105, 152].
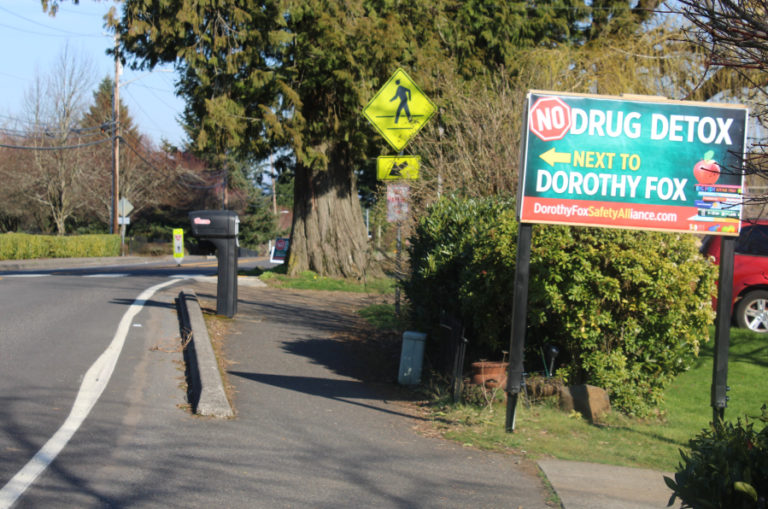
[190, 210, 239, 238]
[189, 210, 239, 317]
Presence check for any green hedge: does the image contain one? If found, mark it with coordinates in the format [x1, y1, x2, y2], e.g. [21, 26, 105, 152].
[404, 195, 717, 415]
[0, 233, 120, 260]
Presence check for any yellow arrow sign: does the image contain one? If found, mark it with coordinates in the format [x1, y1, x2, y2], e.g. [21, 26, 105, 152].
[539, 147, 572, 166]
[377, 156, 420, 180]
[363, 68, 436, 152]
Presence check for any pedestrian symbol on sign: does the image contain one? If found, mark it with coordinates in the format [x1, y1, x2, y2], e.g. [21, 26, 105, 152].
[390, 80, 412, 124]
[363, 68, 436, 151]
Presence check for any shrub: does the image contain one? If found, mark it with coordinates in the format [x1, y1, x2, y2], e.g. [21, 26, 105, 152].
[405, 195, 717, 415]
[0, 233, 120, 259]
[665, 405, 768, 509]
[403, 196, 516, 356]
[528, 226, 716, 416]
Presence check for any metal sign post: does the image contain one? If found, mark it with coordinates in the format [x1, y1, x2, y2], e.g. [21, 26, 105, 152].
[387, 182, 410, 316]
[505, 223, 533, 432]
[712, 236, 736, 422]
[396, 223, 402, 315]
[117, 198, 133, 256]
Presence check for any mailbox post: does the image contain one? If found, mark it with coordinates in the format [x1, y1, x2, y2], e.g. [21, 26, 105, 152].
[189, 210, 239, 317]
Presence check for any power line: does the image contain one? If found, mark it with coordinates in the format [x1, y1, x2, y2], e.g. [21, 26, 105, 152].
[0, 5, 103, 38]
[117, 135, 171, 175]
[0, 113, 115, 130]
[122, 87, 175, 138]
[133, 82, 178, 94]
[118, 135, 223, 191]
[0, 137, 111, 151]
[179, 169, 228, 189]
[0, 70, 27, 81]
[0, 122, 115, 139]
[0, 131, 173, 174]
[0, 22, 87, 38]
[54, 5, 106, 18]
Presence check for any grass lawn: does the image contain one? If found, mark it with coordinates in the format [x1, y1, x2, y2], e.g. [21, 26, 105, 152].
[241, 267, 396, 294]
[357, 303, 409, 330]
[660, 327, 768, 453]
[418, 326, 768, 472]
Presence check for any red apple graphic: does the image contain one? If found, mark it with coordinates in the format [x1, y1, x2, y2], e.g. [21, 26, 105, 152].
[693, 150, 720, 185]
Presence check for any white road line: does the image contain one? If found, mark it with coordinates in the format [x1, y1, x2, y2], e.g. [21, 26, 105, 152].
[0, 278, 181, 509]
[2, 274, 49, 278]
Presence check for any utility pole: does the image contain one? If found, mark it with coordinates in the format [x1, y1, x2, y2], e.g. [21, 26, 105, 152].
[270, 154, 277, 215]
[222, 171, 228, 209]
[111, 35, 120, 235]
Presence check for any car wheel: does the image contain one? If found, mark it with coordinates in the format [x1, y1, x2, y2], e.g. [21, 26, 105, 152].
[735, 290, 768, 333]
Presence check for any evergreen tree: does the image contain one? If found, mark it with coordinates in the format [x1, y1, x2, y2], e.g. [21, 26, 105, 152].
[106, 0, 657, 276]
[239, 193, 278, 250]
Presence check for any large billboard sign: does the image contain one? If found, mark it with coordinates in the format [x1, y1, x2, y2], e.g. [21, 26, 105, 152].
[519, 91, 749, 235]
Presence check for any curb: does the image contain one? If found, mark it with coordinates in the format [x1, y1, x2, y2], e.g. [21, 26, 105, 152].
[0, 256, 159, 272]
[0, 255, 218, 272]
[177, 289, 234, 418]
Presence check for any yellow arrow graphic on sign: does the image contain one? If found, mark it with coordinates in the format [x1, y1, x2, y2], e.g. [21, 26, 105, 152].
[539, 147, 572, 166]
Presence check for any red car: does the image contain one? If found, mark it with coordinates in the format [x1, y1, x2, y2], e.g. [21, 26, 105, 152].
[701, 221, 768, 333]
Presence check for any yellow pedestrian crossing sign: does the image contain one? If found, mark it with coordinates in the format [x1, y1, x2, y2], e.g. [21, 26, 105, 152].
[363, 68, 436, 151]
[377, 156, 420, 180]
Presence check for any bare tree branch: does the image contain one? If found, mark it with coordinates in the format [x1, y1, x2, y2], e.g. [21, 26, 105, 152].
[678, 0, 768, 217]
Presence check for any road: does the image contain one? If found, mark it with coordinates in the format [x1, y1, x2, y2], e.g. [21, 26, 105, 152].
[0, 258, 550, 508]
[0, 260, 221, 507]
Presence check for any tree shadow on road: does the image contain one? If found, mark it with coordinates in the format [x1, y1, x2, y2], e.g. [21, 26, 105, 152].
[108, 298, 176, 310]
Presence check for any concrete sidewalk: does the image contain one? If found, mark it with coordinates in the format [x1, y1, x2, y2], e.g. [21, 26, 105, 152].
[539, 459, 678, 508]
[189, 282, 553, 507]
[183, 282, 681, 509]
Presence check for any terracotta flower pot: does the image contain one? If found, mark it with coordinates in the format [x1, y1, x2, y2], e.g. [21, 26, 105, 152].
[470, 361, 508, 389]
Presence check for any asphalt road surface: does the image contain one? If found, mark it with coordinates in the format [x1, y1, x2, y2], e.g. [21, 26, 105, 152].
[0, 259, 549, 508]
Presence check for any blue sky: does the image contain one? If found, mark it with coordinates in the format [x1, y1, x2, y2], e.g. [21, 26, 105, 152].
[0, 0, 185, 147]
